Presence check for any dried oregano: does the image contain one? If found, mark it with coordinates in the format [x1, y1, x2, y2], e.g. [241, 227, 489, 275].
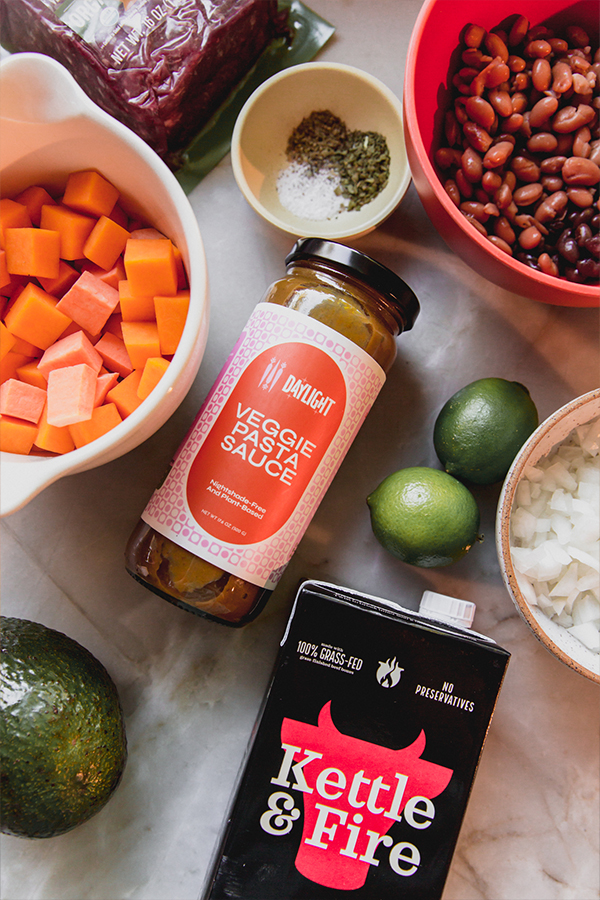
[285, 110, 390, 212]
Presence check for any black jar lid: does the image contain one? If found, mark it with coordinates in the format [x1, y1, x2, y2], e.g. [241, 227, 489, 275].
[285, 238, 420, 332]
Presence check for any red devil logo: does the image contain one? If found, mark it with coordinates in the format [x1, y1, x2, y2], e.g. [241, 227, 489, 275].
[275, 702, 453, 890]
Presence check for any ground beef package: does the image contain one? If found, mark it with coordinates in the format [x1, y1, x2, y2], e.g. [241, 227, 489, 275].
[0, 0, 289, 165]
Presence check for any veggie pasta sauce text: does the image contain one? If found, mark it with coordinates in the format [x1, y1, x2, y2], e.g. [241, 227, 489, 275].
[203, 581, 510, 899]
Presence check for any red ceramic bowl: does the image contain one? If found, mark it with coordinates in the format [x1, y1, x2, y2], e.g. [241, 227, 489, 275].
[403, 0, 599, 308]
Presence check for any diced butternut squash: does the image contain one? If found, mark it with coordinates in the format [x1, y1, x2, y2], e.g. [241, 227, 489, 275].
[80, 257, 126, 290]
[62, 170, 119, 218]
[124, 238, 178, 297]
[37, 260, 79, 297]
[0, 199, 32, 248]
[4, 283, 72, 350]
[154, 292, 190, 356]
[101, 313, 123, 340]
[38, 329, 103, 379]
[83, 215, 129, 270]
[11, 336, 41, 357]
[4, 227, 60, 279]
[15, 360, 47, 390]
[46, 364, 97, 427]
[118, 280, 155, 321]
[94, 331, 132, 377]
[68, 402, 122, 447]
[0, 414, 38, 454]
[94, 371, 119, 406]
[34, 403, 75, 454]
[40, 203, 95, 261]
[121, 320, 161, 369]
[56, 270, 120, 335]
[0, 351, 31, 385]
[137, 357, 169, 400]
[106, 369, 143, 417]
[0, 321, 16, 361]
[14, 186, 56, 226]
[0, 251, 10, 289]
[0, 378, 46, 423]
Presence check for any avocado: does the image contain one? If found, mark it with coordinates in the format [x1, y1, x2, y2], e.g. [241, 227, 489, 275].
[1, 617, 127, 838]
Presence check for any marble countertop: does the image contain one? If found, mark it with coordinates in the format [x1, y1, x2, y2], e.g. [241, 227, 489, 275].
[1, 2, 599, 898]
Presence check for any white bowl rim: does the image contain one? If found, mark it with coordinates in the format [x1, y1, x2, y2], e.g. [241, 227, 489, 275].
[496, 388, 600, 683]
[231, 61, 412, 240]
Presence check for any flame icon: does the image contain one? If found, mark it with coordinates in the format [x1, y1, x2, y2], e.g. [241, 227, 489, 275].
[376, 657, 404, 688]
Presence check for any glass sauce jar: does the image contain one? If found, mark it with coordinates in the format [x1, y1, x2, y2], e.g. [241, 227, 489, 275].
[125, 239, 419, 626]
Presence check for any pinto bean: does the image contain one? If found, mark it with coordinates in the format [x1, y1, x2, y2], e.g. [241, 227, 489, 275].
[463, 120, 494, 152]
[534, 190, 569, 223]
[519, 224, 543, 248]
[529, 95, 559, 128]
[553, 104, 596, 133]
[532, 58, 552, 91]
[465, 95, 496, 130]
[464, 23, 486, 48]
[483, 140, 514, 168]
[511, 156, 541, 182]
[513, 183, 544, 205]
[527, 132, 558, 154]
[552, 60, 574, 93]
[461, 146, 484, 182]
[572, 126, 592, 158]
[487, 234, 513, 254]
[508, 15, 529, 47]
[488, 88, 513, 117]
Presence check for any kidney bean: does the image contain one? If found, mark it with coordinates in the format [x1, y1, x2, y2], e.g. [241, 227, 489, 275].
[534, 190, 569, 223]
[483, 140, 514, 168]
[574, 222, 593, 244]
[444, 179, 461, 207]
[487, 234, 513, 254]
[508, 15, 529, 47]
[541, 175, 564, 192]
[488, 88, 513, 117]
[463, 120, 494, 152]
[570, 207, 595, 227]
[552, 60, 574, 93]
[540, 155, 568, 174]
[566, 25, 590, 48]
[465, 95, 496, 130]
[577, 257, 600, 280]
[508, 54, 527, 73]
[532, 58, 552, 91]
[513, 183, 544, 205]
[585, 234, 600, 258]
[485, 32, 509, 62]
[557, 229, 580, 262]
[495, 216, 516, 243]
[562, 156, 600, 185]
[461, 145, 484, 182]
[567, 187, 594, 207]
[494, 183, 513, 209]
[527, 132, 558, 154]
[538, 252, 559, 276]
[529, 95, 559, 128]
[553, 104, 596, 133]
[525, 39, 552, 58]
[464, 23, 486, 48]
[461, 212, 488, 236]
[519, 224, 543, 249]
[455, 168, 474, 198]
[511, 156, 541, 182]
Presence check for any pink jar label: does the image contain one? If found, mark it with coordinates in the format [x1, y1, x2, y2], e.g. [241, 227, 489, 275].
[142, 303, 386, 590]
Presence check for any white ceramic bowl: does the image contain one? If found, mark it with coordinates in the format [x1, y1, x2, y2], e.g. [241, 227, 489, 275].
[231, 62, 411, 240]
[0, 53, 209, 517]
[496, 389, 600, 683]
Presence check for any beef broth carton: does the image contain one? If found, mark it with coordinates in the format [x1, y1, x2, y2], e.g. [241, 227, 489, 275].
[203, 581, 510, 899]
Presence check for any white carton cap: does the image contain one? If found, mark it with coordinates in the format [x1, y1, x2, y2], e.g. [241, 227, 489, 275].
[419, 590, 476, 629]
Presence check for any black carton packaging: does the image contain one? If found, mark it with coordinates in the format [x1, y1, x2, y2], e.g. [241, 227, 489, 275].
[203, 581, 510, 899]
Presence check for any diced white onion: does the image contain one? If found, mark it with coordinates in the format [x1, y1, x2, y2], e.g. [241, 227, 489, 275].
[509, 413, 600, 655]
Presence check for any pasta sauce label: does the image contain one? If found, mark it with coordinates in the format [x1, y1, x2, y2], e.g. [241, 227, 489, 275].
[142, 304, 386, 589]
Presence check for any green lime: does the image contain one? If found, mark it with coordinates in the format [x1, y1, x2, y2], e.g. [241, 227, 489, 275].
[366, 466, 481, 568]
[433, 377, 538, 485]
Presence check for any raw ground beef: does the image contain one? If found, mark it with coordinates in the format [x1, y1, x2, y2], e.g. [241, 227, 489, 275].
[0, 0, 289, 166]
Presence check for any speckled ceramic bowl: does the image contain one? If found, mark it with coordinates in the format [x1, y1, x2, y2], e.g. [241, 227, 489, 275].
[0, 54, 209, 516]
[496, 389, 600, 683]
[231, 62, 411, 240]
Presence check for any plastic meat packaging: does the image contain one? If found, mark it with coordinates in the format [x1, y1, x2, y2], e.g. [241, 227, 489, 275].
[203, 580, 510, 899]
[0, 0, 290, 166]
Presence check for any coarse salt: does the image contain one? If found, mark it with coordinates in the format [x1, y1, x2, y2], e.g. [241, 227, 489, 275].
[276, 161, 349, 221]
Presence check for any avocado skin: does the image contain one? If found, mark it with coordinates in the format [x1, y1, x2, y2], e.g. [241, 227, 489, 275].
[1, 617, 127, 839]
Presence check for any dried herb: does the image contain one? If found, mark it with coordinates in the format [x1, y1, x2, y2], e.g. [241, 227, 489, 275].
[284, 110, 390, 212]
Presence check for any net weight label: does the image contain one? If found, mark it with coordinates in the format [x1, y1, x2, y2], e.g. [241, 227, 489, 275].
[297, 640, 363, 673]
